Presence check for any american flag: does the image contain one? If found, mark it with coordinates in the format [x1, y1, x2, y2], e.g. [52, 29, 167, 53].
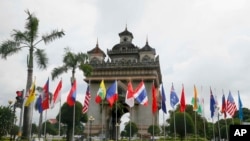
[226, 91, 237, 117]
[82, 85, 91, 113]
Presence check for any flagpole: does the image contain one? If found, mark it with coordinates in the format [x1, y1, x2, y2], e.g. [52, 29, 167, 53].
[44, 110, 47, 139]
[129, 107, 131, 141]
[201, 86, 206, 140]
[59, 98, 61, 138]
[184, 111, 186, 141]
[225, 118, 229, 141]
[72, 103, 75, 141]
[212, 118, 215, 141]
[152, 114, 155, 141]
[173, 109, 176, 141]
[163, 112, 165, 141]
[101, 100, 104, 140]
[194, 111, 197, 141]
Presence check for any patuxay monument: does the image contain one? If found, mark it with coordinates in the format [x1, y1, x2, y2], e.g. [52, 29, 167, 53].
[84, 26, 162, 140]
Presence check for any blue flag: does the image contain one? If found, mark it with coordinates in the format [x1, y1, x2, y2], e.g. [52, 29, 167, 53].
[238, 91, 243, 121]
[161, 85, 167, 114]
[170, 83, 179, 109]
[210, 88, 216, 118]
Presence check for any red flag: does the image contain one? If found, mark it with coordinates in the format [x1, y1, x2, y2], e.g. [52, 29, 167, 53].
[180, 85, 186, 112]
[125, 81, 134, 107]
[67, 80, 77, 106]
[152, 82, 157, 114]
[221, 94, 227, 118]
[51, 79, 62, 108]
[82, 85, 91, 113]
[42, 78, 50, 110]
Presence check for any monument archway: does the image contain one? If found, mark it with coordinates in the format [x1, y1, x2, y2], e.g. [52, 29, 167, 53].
[84, 27, 162, 140]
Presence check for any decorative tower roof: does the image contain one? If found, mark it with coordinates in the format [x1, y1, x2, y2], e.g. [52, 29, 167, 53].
[119, 26, 133, 38]
[140, 38, 156, 55]
[87, 39, 106, 56]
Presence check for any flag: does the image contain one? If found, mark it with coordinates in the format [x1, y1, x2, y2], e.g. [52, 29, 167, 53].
[193, 85, 198, 111]
[67, 79, 77, 106]
[238, 91, 243, 121]
[25, 79, 36, 106]
[134, 81, 148, 106]
[221, 94, 227, 118]
[42, 78, 49, 110]
[152, 82, 157, 114]
[82, 85, 91, 113]
[210, 88, 216, 118]
[161, 85, 167, 114]
[191, 97, 201, 112]
[226, 91, 237, 117]
[51, 79, 62, 109]
[170, 83, 179, 109]
[125, 81, 134, 107]
[95, 80, 106, 103]
[106, 80, 118, 107]
[197, 102, 202, 115]
[35, 95, 43, 113]
[180, 85, 186, 112]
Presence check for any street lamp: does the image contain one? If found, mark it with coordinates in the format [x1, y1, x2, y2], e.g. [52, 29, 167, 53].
[88, 116, 95, 141]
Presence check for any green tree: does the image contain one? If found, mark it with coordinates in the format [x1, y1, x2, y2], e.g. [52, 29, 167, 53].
[51, 47, 92, 83]
[169, 112, 194, 141]
[124, 121, 138, 138]
[147, 125, 161, 137]
[57, 101, 87, 141]
[0, 105, 15, 139]
[42, 121, 58, 136]
[0, 10, 64, 139]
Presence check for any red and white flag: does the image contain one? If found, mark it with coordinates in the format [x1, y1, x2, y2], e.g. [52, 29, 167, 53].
[125, 81, 134, 107]
[82, 85, 91, 113]
[51, 79, 62, 109]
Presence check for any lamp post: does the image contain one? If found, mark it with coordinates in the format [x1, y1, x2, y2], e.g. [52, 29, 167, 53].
[88, 116, 95, 141]
[8, 100, 16, 141]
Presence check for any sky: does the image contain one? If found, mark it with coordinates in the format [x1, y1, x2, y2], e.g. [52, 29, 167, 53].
[1, 0, 250, 129]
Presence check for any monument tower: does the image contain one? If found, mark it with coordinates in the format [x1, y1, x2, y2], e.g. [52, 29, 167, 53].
[85, 27, 162, 139]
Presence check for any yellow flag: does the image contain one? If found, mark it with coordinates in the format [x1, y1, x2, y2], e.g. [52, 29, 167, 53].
[25, 80, 36, 106]
[193, 85, 198, 110]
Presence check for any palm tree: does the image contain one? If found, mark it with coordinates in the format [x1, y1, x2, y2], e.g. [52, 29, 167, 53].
[51, 48, 92, 141]
[51, 47, 92, 83]
[0, 10, 65, 139]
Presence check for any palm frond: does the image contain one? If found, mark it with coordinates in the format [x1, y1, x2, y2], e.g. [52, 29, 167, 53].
[79, 63, 92, 77]
[42, 29, 65, 45]
[25, 10, 39, 42]
[0, 40, 21, 59]
[63, 49, 77, 68]
[51, 66, 68, 80]
[11, 30, 29, 43]
[77, 52, 89, 63]
[34, 49, 48, 69]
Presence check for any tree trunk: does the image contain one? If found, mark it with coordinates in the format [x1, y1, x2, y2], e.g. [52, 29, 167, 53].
[67, 126, 73, 141]
[22, 66, 33, 140]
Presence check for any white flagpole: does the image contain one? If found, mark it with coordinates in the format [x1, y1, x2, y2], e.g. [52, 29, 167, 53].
[59, 99, 61, 137]
[201, 86, 206, 140]
[174, 109, 176, 141]
[163, 112, 165, 141]
[225, 118, 228, 141]
[184, 111, 187, 141]
[72, 103, 75, 141]
[212, 118, 215, 141]
[194, 111, 197, 141]
[44, 110, 48, 139]
[129, 107, 132, 141]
